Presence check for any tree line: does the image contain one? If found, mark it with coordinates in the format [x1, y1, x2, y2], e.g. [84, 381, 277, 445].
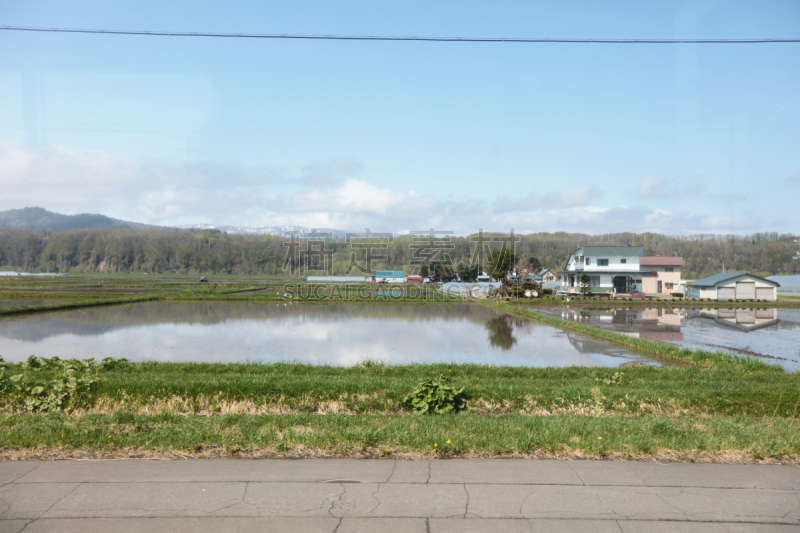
[0, 227, 797, 279]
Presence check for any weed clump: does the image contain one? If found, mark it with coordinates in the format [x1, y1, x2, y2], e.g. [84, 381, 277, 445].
[0, 355, 127, 413]
[403, 375, 467, 415]
[596, 370, 624, 385]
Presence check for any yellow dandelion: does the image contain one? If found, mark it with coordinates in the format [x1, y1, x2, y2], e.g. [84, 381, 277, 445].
[108, 435, 112, 438]
[447, 440, 451, 444]
[434, 443, 438, 447]
[598, 437, 602, 440]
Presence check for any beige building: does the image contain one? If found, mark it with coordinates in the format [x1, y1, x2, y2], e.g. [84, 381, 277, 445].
[539, 269, 557, 282]
[686, 273, 779, 301]
[639, 256, 683, 295]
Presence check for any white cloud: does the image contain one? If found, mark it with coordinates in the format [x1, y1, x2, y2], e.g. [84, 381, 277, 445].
[287, 178, 437, 216]
[496, 186, 602, 213]
[263, 178, 445, 232]
[637, 174, 701, 198]
[636, 173, 744, 203]
[299, 159, 364, 187]
[0, 141, 767, 236]
[0, 141, 278, 226]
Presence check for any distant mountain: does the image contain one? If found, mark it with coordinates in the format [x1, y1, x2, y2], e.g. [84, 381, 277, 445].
[0, 207, 164, 231]
[0, 207, 352, 237]
[177, 224, 350, 239]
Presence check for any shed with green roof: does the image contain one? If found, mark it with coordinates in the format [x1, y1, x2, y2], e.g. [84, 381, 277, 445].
[686, 273, 779, 301]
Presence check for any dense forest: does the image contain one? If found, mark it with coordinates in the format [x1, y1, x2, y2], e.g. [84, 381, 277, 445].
[0, 227, 798, 279]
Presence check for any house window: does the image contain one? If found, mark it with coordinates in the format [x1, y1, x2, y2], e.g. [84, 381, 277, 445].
[665, 267, 674, 272]
[585, 258, 591, 265]
[666, 283, 675, 289]
[591, 276, 600, 286]
[598, 259, 609, 266]
[620, 259, 626, 264]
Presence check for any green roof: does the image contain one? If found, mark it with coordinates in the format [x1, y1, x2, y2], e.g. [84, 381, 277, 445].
[690, 272, 780, 287]
[576, 246, 644, 257]
[375, 270, 404, 277]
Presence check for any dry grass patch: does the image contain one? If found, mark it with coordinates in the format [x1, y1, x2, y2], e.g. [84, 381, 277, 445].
[81, 392, 401, 416]
[2, 445, 797, 465]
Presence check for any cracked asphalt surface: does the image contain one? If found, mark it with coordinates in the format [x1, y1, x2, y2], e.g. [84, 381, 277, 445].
[0, 459, 798, 532]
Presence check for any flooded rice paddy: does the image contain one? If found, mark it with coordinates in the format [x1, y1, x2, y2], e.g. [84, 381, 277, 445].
[535, 306, 800, 371]
[768, 274, 800, 296]
[0, 302, 660, 367]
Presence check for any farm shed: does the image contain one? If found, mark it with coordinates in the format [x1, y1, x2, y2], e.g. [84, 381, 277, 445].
[373, 270, 405, 283]
[686, 273, 779, 301]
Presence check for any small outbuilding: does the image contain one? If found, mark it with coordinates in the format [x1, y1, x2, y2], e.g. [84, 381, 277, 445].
[539, 269, 558, 282]
[373, 270, 405, 284]
[686, 273, 780, 301]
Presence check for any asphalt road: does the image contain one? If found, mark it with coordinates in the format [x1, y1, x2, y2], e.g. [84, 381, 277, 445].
[1, 459, 798, 532]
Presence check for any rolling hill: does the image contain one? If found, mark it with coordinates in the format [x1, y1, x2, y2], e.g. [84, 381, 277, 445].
[0, 207, 164, 231]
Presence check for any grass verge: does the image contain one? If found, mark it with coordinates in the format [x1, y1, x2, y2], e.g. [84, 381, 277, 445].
[512, 297, 800, 308]
[56, 361, 795, 419]
[1, 413, 798, 463]
[0, 295, 161, 317]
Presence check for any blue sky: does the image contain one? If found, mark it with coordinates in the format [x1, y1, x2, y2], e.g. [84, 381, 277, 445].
[0, 0, 798, 235]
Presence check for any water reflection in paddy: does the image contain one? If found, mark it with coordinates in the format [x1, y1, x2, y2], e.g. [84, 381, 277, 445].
[0, 302, 661, 367]
[535, 306, 800, 371]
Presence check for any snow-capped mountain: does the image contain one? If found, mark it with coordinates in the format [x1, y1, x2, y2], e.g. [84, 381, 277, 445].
[177, 224, 350, 238]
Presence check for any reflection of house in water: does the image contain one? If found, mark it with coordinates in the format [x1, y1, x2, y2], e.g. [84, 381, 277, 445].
[559, 308, 683, 341]
[687, 308, 778, 332]
[557, 307, 783, 337]
[639, 309, 683, 342]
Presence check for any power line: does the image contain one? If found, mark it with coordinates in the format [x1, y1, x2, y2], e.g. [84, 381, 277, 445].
[2, 25, 799, 43]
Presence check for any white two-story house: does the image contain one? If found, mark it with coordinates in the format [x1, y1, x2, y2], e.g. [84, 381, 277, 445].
[558, 246, 656, 294]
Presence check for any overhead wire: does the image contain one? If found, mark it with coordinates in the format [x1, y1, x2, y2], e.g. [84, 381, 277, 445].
[1, 25, 799, 43]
